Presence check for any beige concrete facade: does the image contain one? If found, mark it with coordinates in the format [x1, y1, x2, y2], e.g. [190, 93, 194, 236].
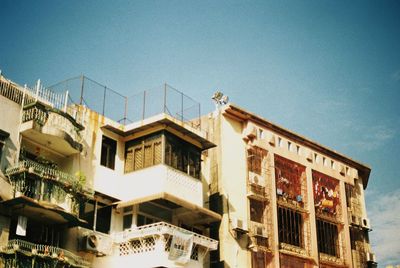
[201, 104, 376, 268]
[0, 74, 376, 268]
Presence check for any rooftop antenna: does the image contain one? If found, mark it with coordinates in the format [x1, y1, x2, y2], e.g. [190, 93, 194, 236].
[212, 91, 229, 110]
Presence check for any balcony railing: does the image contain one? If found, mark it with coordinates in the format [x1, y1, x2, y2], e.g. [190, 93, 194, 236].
[114, 222, 217, 266]
[21, 102, 84, 154]
[6, 159, 92, 196]
[115, 222, 218, 250]
[105, 164, 202, 205]
[0, 239, 90, 268]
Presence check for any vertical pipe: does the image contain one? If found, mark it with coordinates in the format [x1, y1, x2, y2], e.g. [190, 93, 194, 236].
[93, 200, 98, 231]
[79, 75, 85, 105]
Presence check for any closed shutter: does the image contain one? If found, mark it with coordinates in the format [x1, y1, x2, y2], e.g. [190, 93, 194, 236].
[154, 141, 162, 165]
[134, 146, 143, 170]
[125, 148, 133, 173]
[144, 144, 153, 167]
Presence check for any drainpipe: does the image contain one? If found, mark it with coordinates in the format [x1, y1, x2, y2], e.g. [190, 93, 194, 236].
[93, 200, 98, 232]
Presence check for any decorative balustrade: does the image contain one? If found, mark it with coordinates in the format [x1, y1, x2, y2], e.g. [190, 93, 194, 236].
[6, 159, 93, 197]
[115, 221, 218, 250]
[0, 239, 90, 268]
[22, 102, 83, 146]
[115, 222, 217, 265]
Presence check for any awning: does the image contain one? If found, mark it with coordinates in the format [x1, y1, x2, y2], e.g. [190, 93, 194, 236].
[115, 192, 221, 226]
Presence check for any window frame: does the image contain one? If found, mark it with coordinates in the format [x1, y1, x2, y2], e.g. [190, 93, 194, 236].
[100, 135, 117, 170]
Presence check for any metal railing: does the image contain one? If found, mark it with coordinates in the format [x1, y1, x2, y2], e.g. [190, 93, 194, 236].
[48, 75, 202, 129]
[114, 221, 218, 250]
[22, 103, 83, 145]
[0, 239, 90, 268]
[5, 159, 93, 195]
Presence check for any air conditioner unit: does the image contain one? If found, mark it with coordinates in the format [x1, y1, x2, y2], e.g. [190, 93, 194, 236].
[84, 233, 113, 255]
[249, 172, 265, 187]
[366, 252, 376, 263]
[231, 218, 248, 232]
[252, 225, 268, 238]
[361, 218, 371, 230]
[349, 215, 362, 226]
[84, 234, 98, 252]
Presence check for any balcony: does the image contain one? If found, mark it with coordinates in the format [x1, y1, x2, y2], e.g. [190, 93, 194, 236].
[0, 239, 90, 268]
[96, 164, 203, 206]
[5, 159, 93, 220]
[20, 102, 84, 156]
[109, 222, 218, 268]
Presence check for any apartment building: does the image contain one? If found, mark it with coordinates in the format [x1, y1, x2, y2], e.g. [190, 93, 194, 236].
[0, 74, 219, 268]
[0, 73, 376, 268]
[202, 103, 377, 268]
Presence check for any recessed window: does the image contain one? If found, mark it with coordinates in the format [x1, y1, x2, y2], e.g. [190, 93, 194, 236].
[296, 145, 300, 155]
[101, 136, 117, 170]
[278, 137, 283, 147]
[322, 157, 327, 166]
[314, 153, 319, 163]
[258, 129, 264, 139]
[250, 199, 265, 223]
[331, 160, 335, 169]
[316, 219, 339, 257]
[123, 206, 133, 230]
[278, 206, 303, 247]
[247, 147, 267, 175]
[287, 142, 292, 152]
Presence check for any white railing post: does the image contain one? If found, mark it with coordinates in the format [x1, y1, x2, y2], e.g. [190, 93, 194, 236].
[35, 79, 41, 101]
[64, 90, 69, 113]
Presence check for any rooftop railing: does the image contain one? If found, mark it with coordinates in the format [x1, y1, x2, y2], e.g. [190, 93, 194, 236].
[48, 75, 202, 130]
[0, 239, 91, 268]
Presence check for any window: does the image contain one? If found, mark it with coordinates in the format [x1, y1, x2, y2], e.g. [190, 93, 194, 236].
[79, 200, 111, 234]
[101, 136, 117, 169]
[137, 214, 156, 226]
[278, 206, 303, 247]
[278, 137, 283, 147]
[296, 145, 300, 155]
[316, 219, 339, 257]
[247, 147, 267, 175]
[257, 129, 264, 139]
[165, 133, 201, 179]
[288, 141, 292, 151]
[250, 199, 265, 223]
[125, 133, 162, 173]
[123, 206, 133, 230]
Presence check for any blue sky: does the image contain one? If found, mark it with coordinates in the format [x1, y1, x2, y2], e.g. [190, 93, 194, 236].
[1, 0, 399, 266]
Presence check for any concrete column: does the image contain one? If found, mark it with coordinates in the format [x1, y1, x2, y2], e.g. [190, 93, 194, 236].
[306, 167, 319, 267]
